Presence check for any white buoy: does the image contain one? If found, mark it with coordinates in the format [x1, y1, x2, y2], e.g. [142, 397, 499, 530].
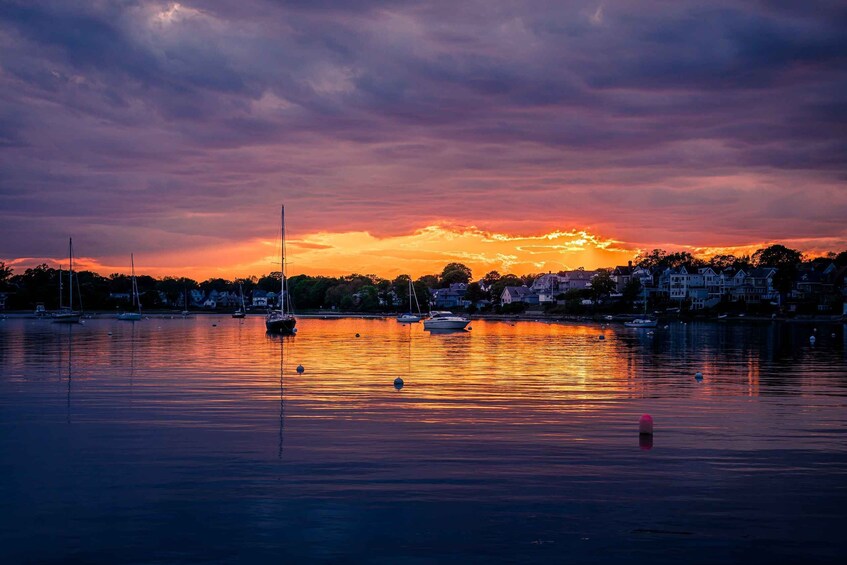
[393, 377, 404, 389]
[296, 365, 304, 374]
[695, 372, 703, 381]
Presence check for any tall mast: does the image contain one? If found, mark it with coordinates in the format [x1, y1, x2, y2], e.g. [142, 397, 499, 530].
[280, 205, 285, 315]
[59, 264, 64, 310]
[69, 238, 74, 311]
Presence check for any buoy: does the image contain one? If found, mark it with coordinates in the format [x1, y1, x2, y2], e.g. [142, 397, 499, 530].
[296, 365, 304, 374]
[695, 372, 703, 381]
[107, 332, 112, 336]
[639, 414, 654, 435]
[810, 336, 816, 345]
[640, 434, 654, 450]
[813, 327, 817, 333]
[355, 333, 360, 337]
[212, 323, 217, 327]
[599, 335, 605, 340]
[393, 377, 404, 389]
[467, 326, 472, 330]
[832, 333, 837, 338]
[663, 325, 669, 329]
[293, 327, 298, 333]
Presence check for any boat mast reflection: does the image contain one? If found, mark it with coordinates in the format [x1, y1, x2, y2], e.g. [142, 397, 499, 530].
[267, 334, 293, 459]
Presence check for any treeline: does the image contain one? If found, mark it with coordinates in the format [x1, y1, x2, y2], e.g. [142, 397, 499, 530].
[2, 245, 846, 312]
[0, 261, 485, 312]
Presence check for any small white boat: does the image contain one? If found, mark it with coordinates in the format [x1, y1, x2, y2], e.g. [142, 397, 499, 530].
[423, 311, 470, 331]
[624, 318, 658, 328]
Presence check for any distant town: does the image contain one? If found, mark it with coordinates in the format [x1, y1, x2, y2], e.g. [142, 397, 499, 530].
[1, 244, 846, 318]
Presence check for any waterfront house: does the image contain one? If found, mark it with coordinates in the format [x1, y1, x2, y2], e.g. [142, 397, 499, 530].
[432, 283, 469, 309]
[611, 263, 634, 292]
[501, 285, 539, 305]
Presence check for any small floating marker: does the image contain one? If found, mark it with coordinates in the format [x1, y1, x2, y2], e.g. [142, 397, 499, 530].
[813, 327, 817, 333]
[695, 372, 703, 381]
[599, 335, 605, 340]
[212, 323, 217, 327]
[809, 335, 816, 345]
[639, 414, 654, 435]
[296, 365, 304, 374]
[107, 332, 112, 336]
[663, 325, 669, 329]
[832, 333, 837, 339]
[639, 433, 654, 450]
[393, 377, 404, 389]
[293, 327, 298, 333]
[355, 333, 360, 337]
[467, 326, 472, 330]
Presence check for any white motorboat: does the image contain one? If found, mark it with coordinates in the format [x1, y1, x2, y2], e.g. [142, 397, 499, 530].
[624, 318, 657, 328]
[423, 311, 470, 331]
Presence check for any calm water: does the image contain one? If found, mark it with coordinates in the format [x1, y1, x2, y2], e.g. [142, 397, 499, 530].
[1, 316, 845, 563]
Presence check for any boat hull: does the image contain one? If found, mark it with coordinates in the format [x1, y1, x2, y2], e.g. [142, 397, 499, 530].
[266, 315, 297, 335]
[624, 319, 657, 328]
[397, 314, 421, 323]
[52, 312, 81, 324]
[232, 311, 246, 319]
[117, 312, 142, 321]
[423, 318, 470, 330]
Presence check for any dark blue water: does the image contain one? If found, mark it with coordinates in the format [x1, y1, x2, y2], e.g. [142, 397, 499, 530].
[1, 316, 845, 563]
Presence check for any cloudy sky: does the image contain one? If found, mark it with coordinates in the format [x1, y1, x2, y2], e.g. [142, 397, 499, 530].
[1, 0, 845, 279]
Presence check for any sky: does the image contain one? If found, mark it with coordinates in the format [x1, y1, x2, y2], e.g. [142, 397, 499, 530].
[1, 0, 845, 280]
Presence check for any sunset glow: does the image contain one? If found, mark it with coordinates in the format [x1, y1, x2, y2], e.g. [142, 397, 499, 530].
[1, 1, 845, 278]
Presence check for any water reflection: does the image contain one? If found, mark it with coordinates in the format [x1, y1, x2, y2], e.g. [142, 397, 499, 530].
[0, 317, 846, 563]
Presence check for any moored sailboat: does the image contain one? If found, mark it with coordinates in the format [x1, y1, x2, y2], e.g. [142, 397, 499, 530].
[397, 278, 423, 323]
[232, 283, 246, 318]
[117, 254, 142, 321]
[265, 206, 297, 335]
[53, 238, 81, 324]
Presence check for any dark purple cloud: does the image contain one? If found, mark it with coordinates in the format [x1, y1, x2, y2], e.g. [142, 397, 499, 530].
[1, 0, 845, 268]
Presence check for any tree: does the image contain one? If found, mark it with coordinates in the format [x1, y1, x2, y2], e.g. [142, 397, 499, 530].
[0, 261, 12, 290]
[440, 262, 472, 286]
[482, 270, 501, 286]
[836, 250, 847, 267]
[752, 245, 803, 268]
[708, 254, 738, 270]
[622, 277, 642, 302]
[635, 249, 667, 269]
[590, 271, 615, 301]
[464, 282, 486, 305]
[752, 245, 803, 299]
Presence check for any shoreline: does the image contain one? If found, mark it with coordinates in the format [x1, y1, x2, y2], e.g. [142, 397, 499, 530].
[2, 309, 844, 325]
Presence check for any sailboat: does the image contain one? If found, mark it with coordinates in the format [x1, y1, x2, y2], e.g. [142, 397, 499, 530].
[624, 284, 657, 328]
[117, 254, 142, 321]
[53, 238, 81, 324]
[181, 288, 191, 317]
[265, 206, 297, 335]
[232, 283, 246, 318]
[397, 278, 423, 323]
